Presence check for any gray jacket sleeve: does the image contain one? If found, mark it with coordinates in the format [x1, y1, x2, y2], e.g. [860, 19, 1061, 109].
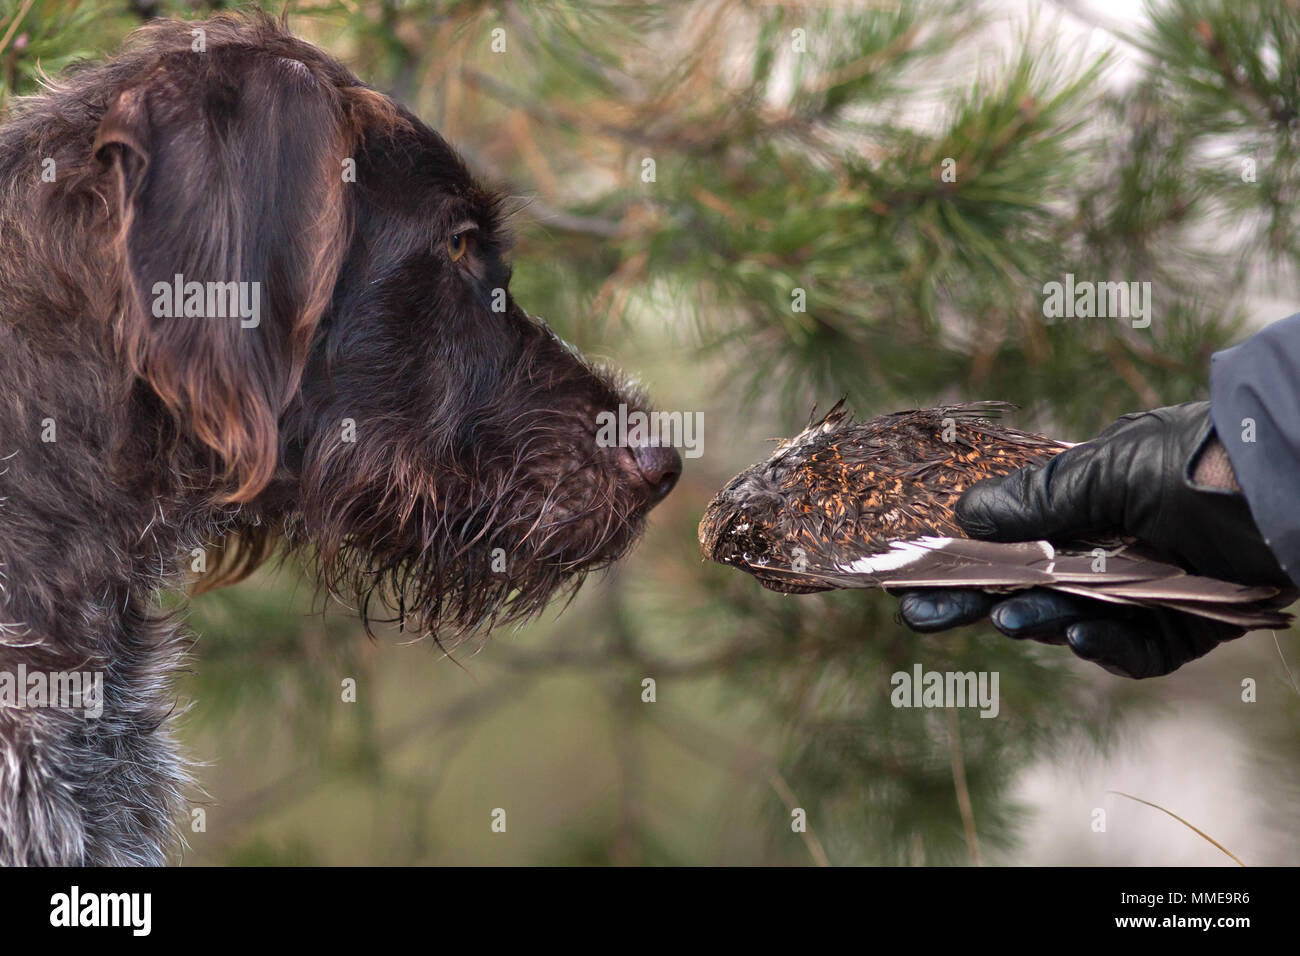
[1210, 312, 1300, 586]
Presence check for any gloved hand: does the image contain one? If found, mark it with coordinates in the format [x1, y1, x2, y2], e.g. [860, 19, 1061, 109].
[897, 401, 1296, 678]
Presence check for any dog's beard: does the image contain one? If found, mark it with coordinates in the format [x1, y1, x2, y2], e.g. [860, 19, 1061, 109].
[292, 408, 648, 648]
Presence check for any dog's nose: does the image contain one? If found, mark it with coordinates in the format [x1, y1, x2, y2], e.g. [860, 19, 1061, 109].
[630, 444, 681, 501]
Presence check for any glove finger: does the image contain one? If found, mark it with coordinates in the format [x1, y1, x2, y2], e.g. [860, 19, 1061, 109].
[1064, 618, 1170, 679]
[897, 589, 996, 633]
[988, 589, 1101, 644]
[955, 444, 1111, 543]
[1067, 610, 1247, 679]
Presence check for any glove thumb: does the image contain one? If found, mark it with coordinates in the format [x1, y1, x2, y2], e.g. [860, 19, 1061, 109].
[955, 448, 1102, 542]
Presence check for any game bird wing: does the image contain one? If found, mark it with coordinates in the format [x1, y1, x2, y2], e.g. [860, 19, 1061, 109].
[734, 536, 1293, 629]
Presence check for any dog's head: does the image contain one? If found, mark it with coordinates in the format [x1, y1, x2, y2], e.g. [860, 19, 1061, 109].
[82, 15, 679, 639]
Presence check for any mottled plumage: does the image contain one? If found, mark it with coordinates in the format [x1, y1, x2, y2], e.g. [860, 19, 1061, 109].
[700, 402, 1292, 629]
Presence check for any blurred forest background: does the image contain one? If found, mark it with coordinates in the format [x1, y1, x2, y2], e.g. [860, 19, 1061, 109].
[3, 0, 1299, 864]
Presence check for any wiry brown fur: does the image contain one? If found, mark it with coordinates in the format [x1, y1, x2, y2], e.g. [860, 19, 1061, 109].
[0, 13, 675, 865]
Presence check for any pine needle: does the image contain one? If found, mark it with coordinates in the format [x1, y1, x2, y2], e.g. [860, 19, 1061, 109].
[1272, 630, 1300, 698]
[1108, 791, 1245, 867]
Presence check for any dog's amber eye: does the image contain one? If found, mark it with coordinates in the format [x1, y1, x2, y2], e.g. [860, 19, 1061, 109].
[447, 232, 471, 263]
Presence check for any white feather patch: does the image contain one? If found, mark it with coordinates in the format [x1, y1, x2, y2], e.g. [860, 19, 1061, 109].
[837, 536, 1057, 575]
[837, 536, 957, 573]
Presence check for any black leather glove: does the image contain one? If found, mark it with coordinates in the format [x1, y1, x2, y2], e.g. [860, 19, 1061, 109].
[897, 401, 1296, 678]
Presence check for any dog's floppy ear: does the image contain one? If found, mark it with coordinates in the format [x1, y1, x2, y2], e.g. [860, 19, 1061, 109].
[94, 50, 352, 501]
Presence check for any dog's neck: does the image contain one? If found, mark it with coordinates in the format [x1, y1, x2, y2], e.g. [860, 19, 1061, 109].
[0, 348, 209, 865]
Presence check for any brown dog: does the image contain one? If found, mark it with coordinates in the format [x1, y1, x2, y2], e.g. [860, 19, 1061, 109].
[0, 13, 679, 865]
